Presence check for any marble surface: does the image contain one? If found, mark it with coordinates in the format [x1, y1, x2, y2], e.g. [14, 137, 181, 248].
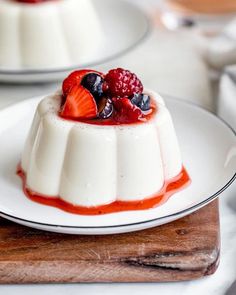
[0, 0, 235, 294]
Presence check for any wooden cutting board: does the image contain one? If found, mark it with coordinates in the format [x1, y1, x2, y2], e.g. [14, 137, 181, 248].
[0, 200, 220, 284]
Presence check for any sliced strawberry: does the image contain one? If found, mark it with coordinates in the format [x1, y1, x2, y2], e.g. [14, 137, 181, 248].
[61, 85, 98, 119]
[62, 69, 104, 97]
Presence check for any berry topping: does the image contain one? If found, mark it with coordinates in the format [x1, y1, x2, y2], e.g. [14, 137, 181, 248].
[98, 98, 113, 119]
[104, 68, 143, 97]
[62, 69, 103, 97]
[61, 68, 156, 125]
[113, 97, 142, 123]
[130, 93, 151, 111]
[81, 73, 104, 101]
[61, 85, 97, 119]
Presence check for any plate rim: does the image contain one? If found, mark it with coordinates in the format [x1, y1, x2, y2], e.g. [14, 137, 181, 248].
[0, 0, 151, 76]
[0, 96, 235, 229]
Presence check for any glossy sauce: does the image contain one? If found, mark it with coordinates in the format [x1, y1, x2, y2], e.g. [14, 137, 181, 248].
[17, 165, 190, 215]
[59, 99, 157, 126]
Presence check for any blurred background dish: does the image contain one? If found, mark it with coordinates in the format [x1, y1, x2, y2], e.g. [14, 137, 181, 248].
[0, 0, 104, 69]
[0, 0, 149, 83]
[160, 0, 236, 33]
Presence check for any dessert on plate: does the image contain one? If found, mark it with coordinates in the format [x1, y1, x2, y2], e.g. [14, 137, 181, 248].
[0, 0, 103, 69]
[17, 68, 190, 215]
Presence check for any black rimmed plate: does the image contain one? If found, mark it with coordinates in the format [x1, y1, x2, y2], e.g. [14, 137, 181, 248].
[0, 96, 235, 234]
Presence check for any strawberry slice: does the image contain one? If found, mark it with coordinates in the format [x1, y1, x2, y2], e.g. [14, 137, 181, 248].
[62, 69, 104, 97]
[61, 85, 98, 119]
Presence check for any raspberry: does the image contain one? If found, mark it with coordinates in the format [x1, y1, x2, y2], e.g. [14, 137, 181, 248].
[113, 97, 142, 123]
[104, 68, 143, 97]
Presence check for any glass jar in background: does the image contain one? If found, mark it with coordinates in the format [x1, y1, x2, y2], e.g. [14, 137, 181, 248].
[160, 0, 236, 34]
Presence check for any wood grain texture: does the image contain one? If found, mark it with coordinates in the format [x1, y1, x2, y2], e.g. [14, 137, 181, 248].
[0, 200, 220, 283]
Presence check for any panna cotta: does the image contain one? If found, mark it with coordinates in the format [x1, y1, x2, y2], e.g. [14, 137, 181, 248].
[18, 68, 190, 215]
[0, 0, 103, 69]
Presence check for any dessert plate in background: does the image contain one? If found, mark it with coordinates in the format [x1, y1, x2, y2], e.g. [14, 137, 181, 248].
[0, 0, 149, 83]
[0, 96, 235, 235]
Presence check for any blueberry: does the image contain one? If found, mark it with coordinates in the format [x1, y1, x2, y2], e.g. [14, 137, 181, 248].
[98, 98, 113, 119]
[130, 93, 150, 111]
[81, 73, 104, 100]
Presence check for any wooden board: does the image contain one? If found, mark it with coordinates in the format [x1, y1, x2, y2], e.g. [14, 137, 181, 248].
[0, 200, 220, 284]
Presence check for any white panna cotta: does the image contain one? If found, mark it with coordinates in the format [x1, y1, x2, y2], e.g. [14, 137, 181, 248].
[21, 90, 183, 208]
[0, 0, 103, 69]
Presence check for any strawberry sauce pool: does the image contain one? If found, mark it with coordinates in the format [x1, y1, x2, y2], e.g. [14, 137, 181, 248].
[17, 165, 190, 215]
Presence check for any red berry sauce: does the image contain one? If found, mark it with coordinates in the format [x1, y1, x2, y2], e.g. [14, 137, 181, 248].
[59, 98, 157, 126]
[17, 165, 190, 216]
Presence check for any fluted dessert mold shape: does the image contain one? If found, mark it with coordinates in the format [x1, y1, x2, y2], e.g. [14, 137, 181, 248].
[21, 90, 183, 207]
[0, 0, 103, 69]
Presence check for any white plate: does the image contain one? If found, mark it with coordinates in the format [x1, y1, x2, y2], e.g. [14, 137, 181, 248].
[0, 96, 235, 235]
[0, 0, 149, 83]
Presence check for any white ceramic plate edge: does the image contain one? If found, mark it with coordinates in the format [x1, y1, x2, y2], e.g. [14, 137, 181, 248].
[0, 0, 151, 83]
[0, 96, 235, 234]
